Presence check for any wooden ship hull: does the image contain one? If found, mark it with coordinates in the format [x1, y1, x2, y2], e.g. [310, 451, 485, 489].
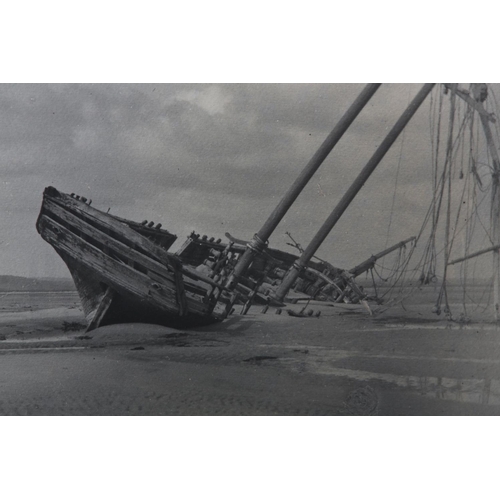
[36, 187, 233, 331]
[175, 231, 400, 307]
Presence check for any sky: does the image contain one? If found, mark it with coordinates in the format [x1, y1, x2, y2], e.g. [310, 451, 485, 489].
[0, 83, 497, 279]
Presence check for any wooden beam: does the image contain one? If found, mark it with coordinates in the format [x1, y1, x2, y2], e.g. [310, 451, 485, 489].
[42, 188, 179, 272]
[43, 190, 234, 316]
[304, 267, 344, 295]
[478, 111, 500, 320]
[86, 287, 115, 332]
[448, 245, 500, 265]
[44, 199, 177, 285]
[180, 264, 231, 292]
[39, 215, 181, 313]
[348, 236, 416, 277]
[443, 84, 496, 123]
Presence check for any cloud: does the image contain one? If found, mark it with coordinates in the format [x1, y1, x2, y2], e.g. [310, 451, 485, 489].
[0, 83, 497, 278]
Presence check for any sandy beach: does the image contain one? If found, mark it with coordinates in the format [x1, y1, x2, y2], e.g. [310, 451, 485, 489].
[1, 289, 499, 415]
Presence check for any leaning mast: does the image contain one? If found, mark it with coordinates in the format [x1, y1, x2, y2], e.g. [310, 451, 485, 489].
[224, 84, 382, 292]
[474, 86, 500, 321]
[444, 84, 500, 320]
[274, 84, 436, 302]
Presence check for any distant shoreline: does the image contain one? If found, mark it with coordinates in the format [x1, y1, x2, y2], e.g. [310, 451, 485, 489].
[0, 291, 78, 294]
[0, 275, 75, 293]
[1, 273, 492, 294]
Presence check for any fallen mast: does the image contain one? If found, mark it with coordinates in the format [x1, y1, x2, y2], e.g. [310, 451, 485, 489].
[225, 84, 382, 292]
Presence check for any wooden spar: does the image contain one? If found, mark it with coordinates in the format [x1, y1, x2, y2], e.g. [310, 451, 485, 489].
[443, 84, 496, 123]
[86, 287, 115, 332]
[274, 84, 436, 302]
[348, 236, 416, 277]
[448, 84, 500, 320]
[225, 83, 382, 290]
[477, 94, 500, 321]
[303, 267, 344, 294]
[448, 244, 500, 266]
[442, 84, 457, 314]
[304, 267, 367, 303]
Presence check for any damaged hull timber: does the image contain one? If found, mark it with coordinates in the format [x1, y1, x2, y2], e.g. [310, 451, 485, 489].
[36, 187, 231, 331]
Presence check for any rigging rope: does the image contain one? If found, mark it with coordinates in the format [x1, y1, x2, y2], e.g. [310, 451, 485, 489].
[383, 88, 411, 259]
[365, 84, 500, 319]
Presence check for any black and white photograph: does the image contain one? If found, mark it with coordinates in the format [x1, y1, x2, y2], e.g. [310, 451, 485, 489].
[3, 82, 500, 417]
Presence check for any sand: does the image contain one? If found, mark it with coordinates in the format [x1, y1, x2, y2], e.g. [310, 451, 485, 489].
[1, 290, 500, 415]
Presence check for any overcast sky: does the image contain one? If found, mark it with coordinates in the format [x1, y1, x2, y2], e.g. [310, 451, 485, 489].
[1, 83, 497, 279]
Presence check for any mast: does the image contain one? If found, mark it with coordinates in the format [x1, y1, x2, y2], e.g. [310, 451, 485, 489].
[446, 84, 500, 320]
[274, 83, 436, 302]
[474, 85, 500, 321]
[348, 236, 416, 277]
[448, 244, 500, 266]
[225, 83, 382, 290]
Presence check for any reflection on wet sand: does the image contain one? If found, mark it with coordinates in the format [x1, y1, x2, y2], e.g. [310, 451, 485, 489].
[291, 360, 500, 406]
[3, 289, 500, 414]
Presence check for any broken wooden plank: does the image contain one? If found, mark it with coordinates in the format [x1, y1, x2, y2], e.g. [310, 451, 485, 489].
[304, 267, 344, 295]
[41, 189, 180, 272]
[45, 199, 174, 277]
[86, 287, 116, 332]
[180, 264, 231, 291]
[44, 199, 177, 285]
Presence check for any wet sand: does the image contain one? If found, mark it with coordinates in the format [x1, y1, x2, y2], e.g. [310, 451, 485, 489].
[1, 290, 500, 415]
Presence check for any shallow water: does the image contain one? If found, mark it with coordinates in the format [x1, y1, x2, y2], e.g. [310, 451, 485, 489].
[0, 291, 80, 313]
[2, 288, 500, 414]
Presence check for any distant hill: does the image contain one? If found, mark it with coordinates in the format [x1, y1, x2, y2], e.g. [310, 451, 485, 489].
[0, 275, 76, 292]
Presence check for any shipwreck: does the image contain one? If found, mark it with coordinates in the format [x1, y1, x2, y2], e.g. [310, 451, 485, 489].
[36, 187, 239, 331]
[42, 83, 494, 330]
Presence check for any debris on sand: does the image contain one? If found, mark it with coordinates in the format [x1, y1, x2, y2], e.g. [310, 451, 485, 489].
[293, 349, 309, 354]
[243, 356, 278, 365]
[286, 308, 321, 318]
[62, 321, 86, 332]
